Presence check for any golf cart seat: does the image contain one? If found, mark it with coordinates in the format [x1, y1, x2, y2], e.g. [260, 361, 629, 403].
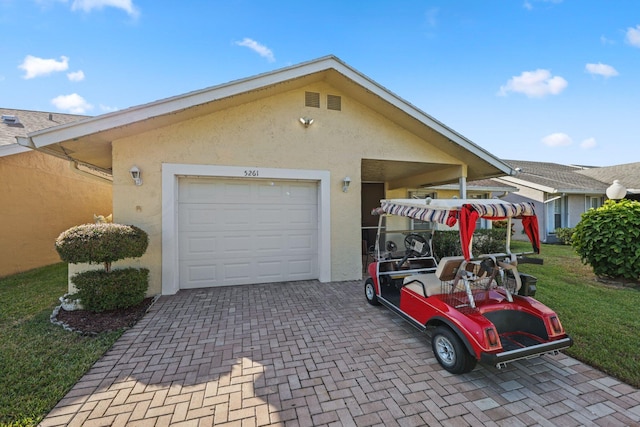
[403, 273, 441, 297]
[402, 256, 467, 297]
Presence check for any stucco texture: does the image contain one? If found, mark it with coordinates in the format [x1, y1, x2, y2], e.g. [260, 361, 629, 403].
[0, 150, 112, 277]
[111, 82, 463, 295]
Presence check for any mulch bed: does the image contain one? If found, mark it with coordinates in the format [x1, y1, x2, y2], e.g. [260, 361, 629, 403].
[54, 297, 155, 334]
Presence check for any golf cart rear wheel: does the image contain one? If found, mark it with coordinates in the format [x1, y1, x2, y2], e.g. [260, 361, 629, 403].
[364, 278, 380, 306]
[431, 326, 477, 374]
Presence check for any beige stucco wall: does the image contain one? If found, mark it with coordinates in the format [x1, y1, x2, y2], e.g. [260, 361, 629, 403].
[110, 82, 464, 295]
[0, 150, 112, 278]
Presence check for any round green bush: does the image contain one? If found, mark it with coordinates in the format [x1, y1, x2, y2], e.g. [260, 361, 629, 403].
[55, 223, 148, 271]
[572, 199, 640, 280]
[72, 268, 149, 312]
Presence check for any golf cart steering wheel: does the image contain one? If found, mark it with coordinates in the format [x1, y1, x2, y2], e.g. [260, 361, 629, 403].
[404, 233, 429, 256]
[396, 233, 430, 270]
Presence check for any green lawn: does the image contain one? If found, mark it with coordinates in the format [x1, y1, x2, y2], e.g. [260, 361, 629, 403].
[0, 263, 122, 427]
[1, 246, 639, 426]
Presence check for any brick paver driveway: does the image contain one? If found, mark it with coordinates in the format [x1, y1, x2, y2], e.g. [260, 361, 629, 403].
[41, 280, 640, 426]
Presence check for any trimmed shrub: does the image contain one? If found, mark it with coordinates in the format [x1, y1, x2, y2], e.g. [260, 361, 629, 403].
[554, 227, 575, 245]
[72, 268, 149, 312]
[55, 223, 148, 272]
[572, 199, 640, 280]
[56, 223, 150, 312]
[433, 229, 506, 258]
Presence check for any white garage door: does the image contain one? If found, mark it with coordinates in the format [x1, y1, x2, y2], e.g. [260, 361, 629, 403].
[178, 177, 319, 288]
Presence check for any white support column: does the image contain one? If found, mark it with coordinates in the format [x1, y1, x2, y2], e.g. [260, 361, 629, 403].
[459, 176, 467, 199]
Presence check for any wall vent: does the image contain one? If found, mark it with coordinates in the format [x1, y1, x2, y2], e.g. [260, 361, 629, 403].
[305, 91, 320, 108]
[327, 94, 342, 111]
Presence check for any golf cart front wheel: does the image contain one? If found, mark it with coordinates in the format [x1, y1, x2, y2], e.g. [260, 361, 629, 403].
[364, 278, 380, 306]
[431, 326, 477, 374]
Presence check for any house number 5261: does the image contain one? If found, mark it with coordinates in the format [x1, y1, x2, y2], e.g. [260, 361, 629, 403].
[244, 170, 259, 177]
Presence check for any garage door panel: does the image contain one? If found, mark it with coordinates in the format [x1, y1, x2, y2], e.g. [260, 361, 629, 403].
[287, 183, 316, 200]
[255, 260, 285, 279]
[180, 206, 222, 227]
[255, 234, 284, 253]
[288, 259, 314, 277]
[178, 177, 318, 288]
[182, 235, 218, 256]
[288, 207, 316, 226]
[288, 233, 315, 251]
[223, 261, 253, 280]
[180, 264, 217, 289]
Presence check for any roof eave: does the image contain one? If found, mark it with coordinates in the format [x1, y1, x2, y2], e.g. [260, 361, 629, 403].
[1, 140, 31, 157]
[23, 55, 512, 178]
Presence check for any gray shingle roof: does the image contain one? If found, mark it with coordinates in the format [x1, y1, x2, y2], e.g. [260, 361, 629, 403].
[576, 162, 640, 191]
[502, 159, 609, 193]
[0, 108, 87, 147]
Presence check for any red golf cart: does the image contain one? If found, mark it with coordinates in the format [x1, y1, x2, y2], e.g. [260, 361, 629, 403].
[364, 198, 572, 374]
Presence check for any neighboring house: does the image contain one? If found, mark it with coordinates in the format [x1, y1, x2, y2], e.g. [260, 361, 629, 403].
[493, 160, 614, 243]
[18, 55, 518, 295]
[0, 108, 113, 277]
[577, 162, 640, 201]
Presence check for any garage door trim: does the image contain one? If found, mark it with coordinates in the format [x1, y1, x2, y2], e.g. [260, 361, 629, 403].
[162, 163, 331, 295]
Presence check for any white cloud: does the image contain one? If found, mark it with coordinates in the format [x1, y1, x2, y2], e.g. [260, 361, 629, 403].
[71, 0, 139, 17]
[19, 55, 69, 79]
[498, 69, 568, 98]
[580, 137, 597, 149]
[67, 70, 85, 81]
[541, 132, 572, 147]
[234, 38, 275, 62]
[585, 62, 618, 78]
[626, 25, 640, 47]
[51, 93, 93, 114]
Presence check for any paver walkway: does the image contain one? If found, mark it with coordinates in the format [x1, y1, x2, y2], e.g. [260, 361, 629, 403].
[40, 280, 640, 426]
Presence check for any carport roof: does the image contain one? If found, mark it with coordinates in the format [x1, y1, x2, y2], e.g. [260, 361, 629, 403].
[17, 55, 514, 184]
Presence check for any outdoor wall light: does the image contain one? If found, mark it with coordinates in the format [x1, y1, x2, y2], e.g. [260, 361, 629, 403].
[299, 117, 314, 128]
[606, 180, 626, 200]
[129, 166, 142, 186]
[342, 176, 351, 193]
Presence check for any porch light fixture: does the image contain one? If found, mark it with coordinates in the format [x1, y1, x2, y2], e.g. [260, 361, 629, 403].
[129, 166, 142, 186]
[606, 180, 626, 200]
[299, 117, 314, 128]
[342, 176, 351, 192]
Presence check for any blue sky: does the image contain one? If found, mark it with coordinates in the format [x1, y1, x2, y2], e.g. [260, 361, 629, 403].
[1, 0, 639, 166]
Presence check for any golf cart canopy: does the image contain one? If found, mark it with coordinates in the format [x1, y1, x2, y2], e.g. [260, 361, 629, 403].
[373, 198, 540, 260]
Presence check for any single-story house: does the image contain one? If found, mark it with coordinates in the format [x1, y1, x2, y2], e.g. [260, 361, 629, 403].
[18, 55, 518, 295]
[493, 160, 617, 243]
[0, 108, 113, 277]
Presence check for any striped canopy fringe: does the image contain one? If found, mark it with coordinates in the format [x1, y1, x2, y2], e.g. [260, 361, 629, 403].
[466, 202, 536, 218]
[380, 201, 454, 224]
[379, 200, 536, 224]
